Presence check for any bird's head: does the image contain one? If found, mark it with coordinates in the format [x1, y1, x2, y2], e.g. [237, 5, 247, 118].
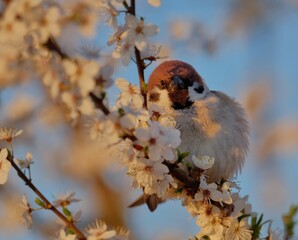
[148, 60, 209, 110]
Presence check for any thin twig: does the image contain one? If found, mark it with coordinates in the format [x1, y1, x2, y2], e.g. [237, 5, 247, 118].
[8, 156, 86, 240]
[28, 166, 32, 181]
[122, 0, 130, 11]
[129, 0, 135, 14]
[163, 160, 199, 189]
[144, 60, 154, 69]
[128, 0, 147, 108]
[89, 92, 110, 115]
[134, 49, 147, 107]
[43, 37, 69, 59]
[44, 38, 111, 116]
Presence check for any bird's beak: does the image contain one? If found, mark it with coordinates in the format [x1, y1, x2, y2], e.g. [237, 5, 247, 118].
[173, 76, 185, 89]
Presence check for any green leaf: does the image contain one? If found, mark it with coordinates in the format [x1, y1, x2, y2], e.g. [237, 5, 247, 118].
[186, 163, 193, 170]
[62, 207, 72, 221]
[177, 149, 189, 163]
[143, 146, 149, 156]
[238, 214, 251, 222]
[251, 216, 257, 226]
[101, 92, 106, 99]
[282, 205, 298, 238]
[6, 148, 13, 160]
[118, 108, 125, 116]
[35, 197, 45, 208]
[174, 188, 183, 194]
[68, 228, 75, 235]
[256, 214, 264, 226]
[189, 237, 199, 240]
[142, 82, 148, 93]
[251, 214, 265, 239]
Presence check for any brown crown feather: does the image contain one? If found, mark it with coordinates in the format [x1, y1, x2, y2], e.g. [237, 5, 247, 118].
[148, 60, 204, 91]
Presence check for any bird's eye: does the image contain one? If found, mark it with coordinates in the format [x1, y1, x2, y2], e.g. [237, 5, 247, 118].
[195, 85, 204, 94]
[187, 80, 193, 87]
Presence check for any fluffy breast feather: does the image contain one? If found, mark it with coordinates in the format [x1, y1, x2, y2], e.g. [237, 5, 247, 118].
[174, 91, 249, 183]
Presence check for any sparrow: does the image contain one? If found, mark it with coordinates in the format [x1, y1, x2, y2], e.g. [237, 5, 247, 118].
[129, 60, 249, 211]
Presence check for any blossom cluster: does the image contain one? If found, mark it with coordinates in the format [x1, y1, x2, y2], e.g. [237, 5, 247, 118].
[0, 1, 98, 122]
[88, 77, 180, 199]
[88, 78, 263, 239]
[0, 1, 282, 240]
[109, 14, 159, 66]
[184, 178, 253, 240]
[0, 0, 161, 125]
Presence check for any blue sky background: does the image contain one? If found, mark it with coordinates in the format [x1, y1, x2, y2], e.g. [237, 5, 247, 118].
[1, 0, 298, 239]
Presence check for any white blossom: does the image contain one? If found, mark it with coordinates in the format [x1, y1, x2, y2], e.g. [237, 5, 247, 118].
[36, 53, 64, 98]
[16, 152, 33, 169]
[55, 229, 77, 240]
[18, 195, 33, 228]
[86, 220, 116, 240]
[114, 139, 137, 164]
[111, 227, 130, 240]
[88, 116, 103, 140]
[194, 178, 222, 203]
[148, 103, 176, 127]
[133, 158, 169, 187]
[108, 26, 127, 46]
[135, 121, 180, 161]
[148, 102, 164, 116]
[13, 0, 41, 15]
[87, 110, 135, 144]
[123, 15, 158, 51]
[100, 1, 119, 28]
[225, 218, 252, 240]
[61, 92, 95, 120]
[63, 59, 99, 97]
[196, 204, 223, 239]
[221, 182, 233, 205]
[192, 155, 215, 170]
[115, 78, 144, 109]
[87, 113, 120, 145]
[130, 158, 174, 197]
[140, 44, 161, 59]
[29, 7, 61, 42]
[119, 112, 138, 130]
[53, 191, 81, 208]
[0, 12, 27, 43]
[154, 174, 177, 198]
[0, 128, 23, 143]
[112, 40, 135, 66]
[0, 148, 11, 184]
[62, 1, 99, 36]
[231, 194, 252, 218]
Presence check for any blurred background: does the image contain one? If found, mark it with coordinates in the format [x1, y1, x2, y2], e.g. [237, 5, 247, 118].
[1, 0, 298, 239]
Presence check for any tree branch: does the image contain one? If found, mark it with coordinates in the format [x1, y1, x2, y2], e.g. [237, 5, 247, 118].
[163, 160, 199, 189]
[129, 0, 147, 108]
[8, 156, 86, 240]
[43, 37, 69, 59]
[89, 92, 110, 115]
